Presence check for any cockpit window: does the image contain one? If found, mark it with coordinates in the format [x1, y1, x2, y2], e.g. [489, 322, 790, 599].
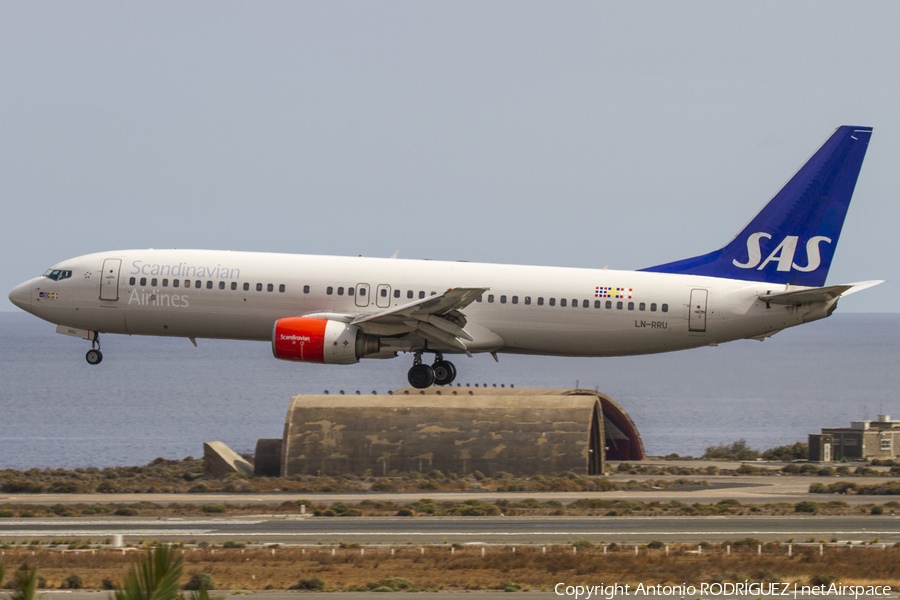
[42, 269, 73, 281]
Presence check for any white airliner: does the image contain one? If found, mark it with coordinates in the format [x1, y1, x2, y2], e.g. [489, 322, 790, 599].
[8, 126, 883, 388]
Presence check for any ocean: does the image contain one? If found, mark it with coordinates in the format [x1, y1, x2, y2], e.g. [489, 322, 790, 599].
[0, 311, 897, 470]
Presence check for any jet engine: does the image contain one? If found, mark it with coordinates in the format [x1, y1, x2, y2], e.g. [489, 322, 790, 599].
[272, 317, 380, 364]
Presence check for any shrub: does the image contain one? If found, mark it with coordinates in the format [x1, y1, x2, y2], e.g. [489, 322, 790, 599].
[114, 508, 137, 516]
[183, 573, 216, 591]
[448, 500, 500, 516]
[222, 541, 245, 549]
[379, 577, 414, 590]
[795, 501, 819, 514]
[647, 540, 665, 549]
[396, 508, 414, 517]
[871, 505, 884, 515]
[763, 442, 808, 461]
[292, 577, 325, 591]
[703, 439, 760, 461]
[62, 574, 83, 590]
[201, 504, 226, 514]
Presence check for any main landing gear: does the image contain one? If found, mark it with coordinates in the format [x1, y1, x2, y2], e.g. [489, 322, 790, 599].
[85, 335, 103, 365]
[407, 352, 457, 389]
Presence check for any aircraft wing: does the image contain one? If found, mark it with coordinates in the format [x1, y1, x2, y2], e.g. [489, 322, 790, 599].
[303, 287, 492, 354]
[350, 287, 489, 353]
[759, 280, 884, 306]
[351, 287, 487, 326]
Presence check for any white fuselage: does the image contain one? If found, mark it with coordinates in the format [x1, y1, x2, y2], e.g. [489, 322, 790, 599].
[10, 249, 830, 358]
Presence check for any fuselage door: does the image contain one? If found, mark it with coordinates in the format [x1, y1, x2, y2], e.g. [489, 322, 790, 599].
[100, 258, 122, 301]
[375, 284, 391, 308]
[688, 288, 708, 332]
[355, 283, 370, 307]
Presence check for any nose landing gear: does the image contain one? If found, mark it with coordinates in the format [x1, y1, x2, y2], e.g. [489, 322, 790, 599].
[85, 335, 103, 365]
[407, 352, 457, 389]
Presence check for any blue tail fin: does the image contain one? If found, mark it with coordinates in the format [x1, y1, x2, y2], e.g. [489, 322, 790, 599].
[641, 126, 873, 287]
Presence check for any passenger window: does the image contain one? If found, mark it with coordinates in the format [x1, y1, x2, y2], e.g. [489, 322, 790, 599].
[348, 287, 354, 296]
[628, 302, 634, 310]
[195, 280, 202, 289]
[140, 277, 147, 286]
[560, 299, 567, 307]
[303, 285, 310, 294]
[662, 304, 669, 312]
[129, 277, 136, 285]
[512, 296, 518, 304]
[500, 295, 506, 304]
[639, 302, 645, 311]
[173, 279, 180, 288]
[231, 282, 237, 291]
[162, 279, 169, 287]
[206, 281, 213, 289]
[326, 286, 333, 295]
[407, 290, 414, 299]
[476, 295, 482, 302]
[243, 283, 250, 291]
[594, 300, 601, 308]
[583, 299, 589, 308]
[279, 284, 285, 293]
[549, 298, 556, 306]
[267, 283, 274, 292]
[650, 303, 657, 312]
[488, 294, 495, 303]
[418, 291, 425, 299]
[185, 280, 190, 288]
[524, 296, 531, 305]
[254, 283, 261, 291]
[606, 301, 612, 309]
[617, 301, 623, 309]
[538, 297, 544, 306]
[337, 287, 344, 295]
[394, 289, 400, 298]
[380, 289, 387, 297]
[360, 288, 366, 296]
[151, 278, 158, 287]
[218, 281, 225, 290]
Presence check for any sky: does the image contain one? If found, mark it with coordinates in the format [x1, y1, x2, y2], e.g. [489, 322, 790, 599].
[2, 1, 898, 312]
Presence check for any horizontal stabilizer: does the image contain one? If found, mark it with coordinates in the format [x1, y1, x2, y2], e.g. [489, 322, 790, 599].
[759, 280, 884, 306]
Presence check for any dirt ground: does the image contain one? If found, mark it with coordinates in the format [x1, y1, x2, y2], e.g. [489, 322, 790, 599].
[2, 545, 899, 591]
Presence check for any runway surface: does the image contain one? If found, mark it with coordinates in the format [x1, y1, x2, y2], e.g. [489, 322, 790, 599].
[2, 514, 898, 545]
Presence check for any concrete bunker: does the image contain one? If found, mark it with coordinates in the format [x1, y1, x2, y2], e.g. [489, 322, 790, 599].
[278, 387, 643, 477]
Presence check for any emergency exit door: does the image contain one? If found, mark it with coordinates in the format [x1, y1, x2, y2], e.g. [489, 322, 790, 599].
[100, 259, 122, 301]
[689, 288, 708, 332]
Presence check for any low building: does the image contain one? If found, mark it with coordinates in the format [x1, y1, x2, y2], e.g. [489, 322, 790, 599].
[809, 415, 900, 461]
[271, 387, 644, 477]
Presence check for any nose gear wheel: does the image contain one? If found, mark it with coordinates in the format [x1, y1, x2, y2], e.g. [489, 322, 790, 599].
[85, 335, 103, 365]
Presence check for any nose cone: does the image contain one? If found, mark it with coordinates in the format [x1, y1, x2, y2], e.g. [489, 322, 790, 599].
[8, 280, 33, 312]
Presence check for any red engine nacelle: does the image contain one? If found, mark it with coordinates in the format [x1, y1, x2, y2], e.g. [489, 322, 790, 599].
[272, 317, 380, 364]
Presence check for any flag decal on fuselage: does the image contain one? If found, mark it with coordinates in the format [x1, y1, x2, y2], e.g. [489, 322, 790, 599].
[595, 286, 632, 299]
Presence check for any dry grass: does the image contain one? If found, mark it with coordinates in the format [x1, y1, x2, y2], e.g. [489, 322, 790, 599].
[1, 545, 899, 591]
